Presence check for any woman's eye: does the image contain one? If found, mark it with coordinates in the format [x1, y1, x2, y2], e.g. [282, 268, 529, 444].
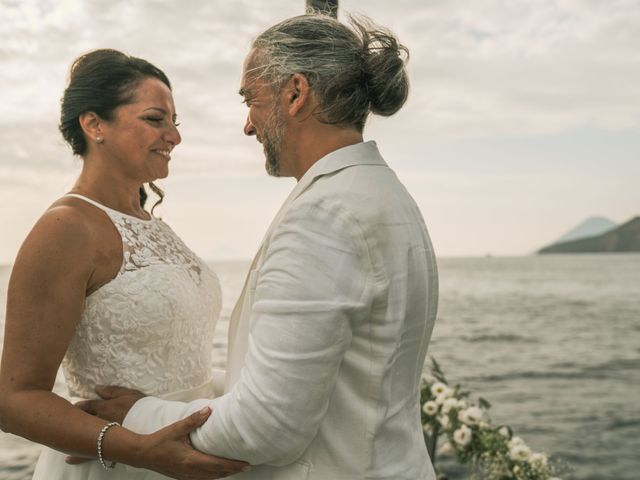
[144, 116, 179, 127]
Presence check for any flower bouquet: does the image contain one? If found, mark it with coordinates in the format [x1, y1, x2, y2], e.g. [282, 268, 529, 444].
[421, 358, 562, 480]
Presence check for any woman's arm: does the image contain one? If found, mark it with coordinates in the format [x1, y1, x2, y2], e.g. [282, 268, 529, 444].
[0, 204, 130, 456]
[0, 205, 248, 478]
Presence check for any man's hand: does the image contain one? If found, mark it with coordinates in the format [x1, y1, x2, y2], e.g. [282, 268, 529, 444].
[75, 385, 145, 424]
[138, 406, 251, 479]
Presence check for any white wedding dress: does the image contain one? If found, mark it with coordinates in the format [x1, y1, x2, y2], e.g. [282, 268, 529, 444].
[32, 193, 222, 480]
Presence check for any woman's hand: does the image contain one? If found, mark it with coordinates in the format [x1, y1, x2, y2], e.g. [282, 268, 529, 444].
[136, 407, 250, 479]
[70, 390, 250, 479]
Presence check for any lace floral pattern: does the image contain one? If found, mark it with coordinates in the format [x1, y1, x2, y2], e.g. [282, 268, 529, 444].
[117, 216, 203, 282]
[62, 208, 221, 400]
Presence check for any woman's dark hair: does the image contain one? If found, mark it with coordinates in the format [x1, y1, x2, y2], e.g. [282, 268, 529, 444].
[60, 49, 171, 212]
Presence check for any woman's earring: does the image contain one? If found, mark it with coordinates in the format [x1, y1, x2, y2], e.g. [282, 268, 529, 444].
[96, 136, 104, 144]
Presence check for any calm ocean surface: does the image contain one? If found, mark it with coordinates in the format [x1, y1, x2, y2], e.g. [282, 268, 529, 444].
[0, 255, 638, 480]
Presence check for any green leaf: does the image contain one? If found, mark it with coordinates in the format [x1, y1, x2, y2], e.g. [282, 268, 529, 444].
[430, 357, 448, 384]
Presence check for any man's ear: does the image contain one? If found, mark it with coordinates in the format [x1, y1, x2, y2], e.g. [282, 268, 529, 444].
[287, 73, 312, 117]
[78, 111, 104, 143]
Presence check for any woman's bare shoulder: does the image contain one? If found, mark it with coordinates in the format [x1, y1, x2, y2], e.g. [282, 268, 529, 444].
[14, 196, 120, 276]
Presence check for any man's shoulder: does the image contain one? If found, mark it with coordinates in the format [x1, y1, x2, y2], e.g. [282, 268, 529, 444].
[298, 162, 414, 214]
[277, 164, 419, 248]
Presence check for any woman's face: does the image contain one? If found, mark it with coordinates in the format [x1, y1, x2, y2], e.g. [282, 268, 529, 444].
[100, 77, 181, 183]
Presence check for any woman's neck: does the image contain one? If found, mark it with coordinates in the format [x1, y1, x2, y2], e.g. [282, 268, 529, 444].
[71, 163, 148, 218]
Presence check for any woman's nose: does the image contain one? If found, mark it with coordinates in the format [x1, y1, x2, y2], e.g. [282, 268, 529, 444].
[167, 123, 181, 146]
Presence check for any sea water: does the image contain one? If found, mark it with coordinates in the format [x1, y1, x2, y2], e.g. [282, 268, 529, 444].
[0, 255, 638, 480]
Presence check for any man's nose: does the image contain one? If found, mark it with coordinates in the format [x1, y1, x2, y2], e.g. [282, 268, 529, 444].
[244, 115, 255, 136]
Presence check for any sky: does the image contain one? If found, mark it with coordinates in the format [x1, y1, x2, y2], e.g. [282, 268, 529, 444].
[0, 0, 638, 263]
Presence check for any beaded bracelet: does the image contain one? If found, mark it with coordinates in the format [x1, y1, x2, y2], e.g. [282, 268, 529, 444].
[97, 421, 120, 470]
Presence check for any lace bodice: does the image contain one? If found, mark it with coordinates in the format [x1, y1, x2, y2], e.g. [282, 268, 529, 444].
[62, 194, 221, 400]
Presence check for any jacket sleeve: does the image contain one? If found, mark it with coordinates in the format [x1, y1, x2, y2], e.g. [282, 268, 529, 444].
[125, 200, 373, 466]
[122, 368, 226, 434]
[191, 200, 372, 465]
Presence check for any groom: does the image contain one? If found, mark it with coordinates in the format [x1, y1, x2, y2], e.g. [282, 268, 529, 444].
[84, 13, 438, 479]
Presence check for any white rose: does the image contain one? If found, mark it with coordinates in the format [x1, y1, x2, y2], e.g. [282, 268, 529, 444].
[430, 382, 448, 396]
[438, 414, 450, 429]
[459, 406, 483, 426]
[529, 452, 548, 468]
[456, 399, 467, 409]
[442, 397, 459, 414]
[438, 441, 455, 455]
[422, 423, 432, 434]
[508, 436, 525, 448]
[479, 421, 491, 429]
[499, 426, 510, 438]
[422, 401, 438, 416]
[453, 424, 472, 447]
[435, 393, 448, 405]
[509, 444, 532, 461]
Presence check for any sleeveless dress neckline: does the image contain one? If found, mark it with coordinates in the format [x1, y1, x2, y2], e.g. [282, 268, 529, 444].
[65, 192, 154, 223]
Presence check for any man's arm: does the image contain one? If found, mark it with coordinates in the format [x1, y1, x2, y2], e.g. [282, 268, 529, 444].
[119, 368, 224, 434]
[127, 200, 373, 465]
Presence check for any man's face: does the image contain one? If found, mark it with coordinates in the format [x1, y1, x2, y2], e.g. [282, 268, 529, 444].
[239, 54, 287, 177]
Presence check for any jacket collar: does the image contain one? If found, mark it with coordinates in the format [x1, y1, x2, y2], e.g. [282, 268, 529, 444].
[258, 141, 386, 254]
[290, 140, 386, 203]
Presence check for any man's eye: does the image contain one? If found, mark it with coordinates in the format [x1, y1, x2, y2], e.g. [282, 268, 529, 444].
[146, 117, 163, 123]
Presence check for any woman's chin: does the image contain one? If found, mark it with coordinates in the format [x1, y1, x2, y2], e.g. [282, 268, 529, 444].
[148, 169, 169, 182]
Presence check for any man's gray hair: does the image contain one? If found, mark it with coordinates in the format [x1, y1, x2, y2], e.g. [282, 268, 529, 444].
[251, 13, 409, 132]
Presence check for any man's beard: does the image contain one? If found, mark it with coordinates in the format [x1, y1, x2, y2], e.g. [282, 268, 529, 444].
[262, 105, 286, 177]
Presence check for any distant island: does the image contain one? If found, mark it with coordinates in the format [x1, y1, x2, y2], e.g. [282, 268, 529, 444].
[553, 216, 617, 244]
[538, 217, 640, 253]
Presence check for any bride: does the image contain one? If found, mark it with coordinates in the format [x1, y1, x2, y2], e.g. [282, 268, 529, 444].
[0, 49, 247, 479]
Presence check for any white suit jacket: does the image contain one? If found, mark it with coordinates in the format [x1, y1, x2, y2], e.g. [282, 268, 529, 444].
[124, 141, 438, 480]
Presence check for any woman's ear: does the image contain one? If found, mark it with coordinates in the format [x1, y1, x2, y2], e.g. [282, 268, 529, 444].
[78, 111, 104, 144]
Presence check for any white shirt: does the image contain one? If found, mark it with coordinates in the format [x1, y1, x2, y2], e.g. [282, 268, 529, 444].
[124, 141, 438, 479]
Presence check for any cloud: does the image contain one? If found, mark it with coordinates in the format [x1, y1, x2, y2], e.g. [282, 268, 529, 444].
[349, 0, 640, 139]
[0, 0, 638, 261]
[2, 0, 638, 141]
